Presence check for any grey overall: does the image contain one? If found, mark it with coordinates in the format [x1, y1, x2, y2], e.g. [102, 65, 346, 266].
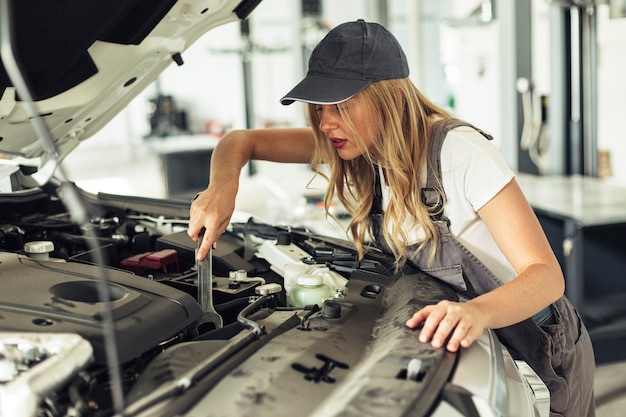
[370, 119, 596, 417]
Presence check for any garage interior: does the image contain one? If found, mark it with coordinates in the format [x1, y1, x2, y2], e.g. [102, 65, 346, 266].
[14, 0, 626, 415]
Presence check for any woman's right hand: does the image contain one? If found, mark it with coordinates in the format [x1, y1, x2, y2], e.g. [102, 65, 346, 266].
[188, 180, 238, 261]
[186, 127, 316, 261]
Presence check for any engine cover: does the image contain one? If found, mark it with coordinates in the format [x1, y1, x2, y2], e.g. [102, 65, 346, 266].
[0, 252, 203, 364]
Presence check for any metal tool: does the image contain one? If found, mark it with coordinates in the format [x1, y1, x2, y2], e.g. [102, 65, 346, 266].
[196, 231, 223, 330]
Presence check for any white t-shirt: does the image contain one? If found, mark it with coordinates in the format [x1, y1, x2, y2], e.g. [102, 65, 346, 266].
[380, 126, 517, 283]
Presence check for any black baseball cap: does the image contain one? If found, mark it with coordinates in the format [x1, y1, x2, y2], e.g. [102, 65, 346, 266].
[280, 19, 409, 105]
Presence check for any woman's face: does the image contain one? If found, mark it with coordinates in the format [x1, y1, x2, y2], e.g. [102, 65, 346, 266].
[315, 98, 375, 160]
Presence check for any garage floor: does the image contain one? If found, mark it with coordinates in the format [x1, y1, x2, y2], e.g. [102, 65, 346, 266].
[62, 142, 626, 416]
[595, 361, 626, 416]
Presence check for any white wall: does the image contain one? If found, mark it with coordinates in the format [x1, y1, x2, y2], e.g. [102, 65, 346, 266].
[443, 23, 503, 148]
[436, 0, 508, 153]
[597, 5, 626, 185]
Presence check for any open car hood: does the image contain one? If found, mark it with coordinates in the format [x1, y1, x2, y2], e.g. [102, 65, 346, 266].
[0, 0, 260, 187]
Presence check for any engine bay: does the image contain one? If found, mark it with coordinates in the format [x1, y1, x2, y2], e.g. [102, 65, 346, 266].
[0, 186, 419, 416]
[0, 186, 548, 417]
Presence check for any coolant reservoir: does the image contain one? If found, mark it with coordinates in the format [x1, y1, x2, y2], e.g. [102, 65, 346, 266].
[290, 273, 332, 308]
[283, 263, 309, 296]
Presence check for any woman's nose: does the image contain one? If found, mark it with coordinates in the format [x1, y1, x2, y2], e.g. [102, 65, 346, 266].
[319, 107, 339, 132]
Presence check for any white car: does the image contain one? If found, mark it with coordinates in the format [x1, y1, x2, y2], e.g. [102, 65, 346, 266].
[0, 1, 549, 416]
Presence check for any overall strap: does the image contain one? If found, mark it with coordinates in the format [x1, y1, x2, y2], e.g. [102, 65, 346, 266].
[371, 119, 492, 220]
[422, 119, 493, 221]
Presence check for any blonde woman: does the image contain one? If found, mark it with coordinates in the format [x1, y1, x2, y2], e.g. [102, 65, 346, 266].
[188, 20, 595, 416]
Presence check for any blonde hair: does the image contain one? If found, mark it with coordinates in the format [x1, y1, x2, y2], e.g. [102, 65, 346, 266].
[306, 78, 456, 269]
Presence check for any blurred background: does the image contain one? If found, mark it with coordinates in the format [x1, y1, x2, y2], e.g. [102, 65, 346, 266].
[63, 0, 626, 201]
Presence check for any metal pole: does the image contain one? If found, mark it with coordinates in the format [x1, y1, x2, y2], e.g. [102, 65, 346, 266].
[569, 6, 584, 175]
[581, 4, 598, 177]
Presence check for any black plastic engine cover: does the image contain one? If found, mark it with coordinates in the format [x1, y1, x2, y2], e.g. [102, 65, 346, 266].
[0, 251, 203, 364]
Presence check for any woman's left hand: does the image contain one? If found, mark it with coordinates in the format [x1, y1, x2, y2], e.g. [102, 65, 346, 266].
[405, 300, 488, 352]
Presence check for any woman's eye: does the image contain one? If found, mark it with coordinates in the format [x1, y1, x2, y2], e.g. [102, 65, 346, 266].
[314, 105, 346, 114]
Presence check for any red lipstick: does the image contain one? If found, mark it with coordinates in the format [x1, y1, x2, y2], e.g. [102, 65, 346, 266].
[330, 137, 347, 149]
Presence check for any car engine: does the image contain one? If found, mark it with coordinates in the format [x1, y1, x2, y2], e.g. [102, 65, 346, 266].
[0, 186, 549, 417]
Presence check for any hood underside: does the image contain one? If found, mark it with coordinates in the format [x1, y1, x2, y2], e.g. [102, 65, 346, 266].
[0, 0, 260, 184]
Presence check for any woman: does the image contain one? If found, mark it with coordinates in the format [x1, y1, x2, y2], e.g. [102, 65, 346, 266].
[188, 20, 595, 416]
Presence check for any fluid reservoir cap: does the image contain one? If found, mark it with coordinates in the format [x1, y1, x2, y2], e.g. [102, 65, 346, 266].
[255, 282, 282, 295]
[230, 270, 248, 280]
[24, 241, 55, 254]
[297, 274, 324, 286]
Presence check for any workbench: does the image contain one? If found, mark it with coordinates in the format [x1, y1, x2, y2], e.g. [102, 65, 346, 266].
[148, 134, 219, 200]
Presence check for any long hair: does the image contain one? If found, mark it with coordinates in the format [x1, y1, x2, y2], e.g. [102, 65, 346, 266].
[306, 78, 456, 268]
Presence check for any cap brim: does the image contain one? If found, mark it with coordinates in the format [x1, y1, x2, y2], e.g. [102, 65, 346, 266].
[280, 74, 371, 105]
